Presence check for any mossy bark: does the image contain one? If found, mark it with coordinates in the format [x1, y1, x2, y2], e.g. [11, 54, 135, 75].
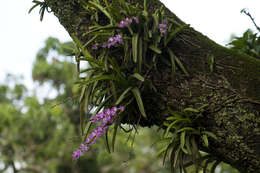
[45, 0, 260, 172]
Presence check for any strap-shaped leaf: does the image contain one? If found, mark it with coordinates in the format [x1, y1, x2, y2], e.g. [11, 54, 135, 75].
[149, 45, 162, 54]
[202, 134, 209, 147]
[115, 87, 132, 105]
[152, 137, 172, 147]
[164, 119, 189, 137]
[132, 33, 139, 63]
[183, 107, 200, 113]
[104, 131, 111, 153]
[156, 145, 168, 157]
[172, 52, 190, 77]
[167, 48, 176, 74]
[89, 1, 113, 22]
[107, 57, 126, 81]
[93, 95, 113, 115]
[173, 146, 181, 168]
[167, 107, 183, 118]
[132, 73, 145, 82]
[118, 0, 130, 15]
[177, 127, 198, 134]
[112, 120, 120, 152]
[202, 131, 218, 140]
[180, 131, 188, 154]
[71, 34, 103, 66]
[131, 87, 147, 119]
[138, 37, 143, 72]
[152, 13, 159, 33]
[164, 24, 189, 46]
[83, 25, 116, 36]
[83, 74, 119, 86]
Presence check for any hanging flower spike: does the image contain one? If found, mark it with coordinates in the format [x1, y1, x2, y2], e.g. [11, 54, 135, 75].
[73, 106, 125, 160]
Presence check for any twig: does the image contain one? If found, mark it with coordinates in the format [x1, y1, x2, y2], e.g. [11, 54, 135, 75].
[241, 9, 260, 32]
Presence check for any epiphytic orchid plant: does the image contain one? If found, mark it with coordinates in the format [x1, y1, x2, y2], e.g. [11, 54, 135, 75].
[71, 0, 190, 162]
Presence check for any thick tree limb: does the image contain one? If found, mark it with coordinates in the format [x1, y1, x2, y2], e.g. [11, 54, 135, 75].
[44, 0, 260, 172]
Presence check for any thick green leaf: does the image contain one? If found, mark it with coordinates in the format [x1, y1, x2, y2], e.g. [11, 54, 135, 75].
[104, 131, 111, 153]
[177, 127, 198, 134]
[167, 48, 176, 74]
[164, 119, 189, 137]
[79, 85, 87, 103]
[202, 131, 218, 140]
[112, 122, 119, 152]
[82, 75, 119, 86]
[183, 107, 199, 113]
[156, 145, 168, 157]
[28, 3, 40, 14]
[152, 137, 172, 147]
[89, 1, 113, 22]
[174, 55, 190, 77]
[149, 45, 162, 54]
[173, 146, 181, 168]
[93, 95, 113, 115]
[152, 14, 159, 33]
[80, 97, 86, 136]
[206, 55, 215, 73]
[71, 34, 102, 66]
[202, 134, 209, 147]
[167, 107, 183, 118]
[83, 25, 116, 36]
[165, 24, 189, 46]
[180, 131, 188, 154]
[131, 87, 147, 119]
[132, 34, 139, 63]
[132, 73, 145, 82]
[107, 57, 125, 81]
[83, 35, 97, 48]
[138, 37, 143, 72]
[115, 87, 132, 105]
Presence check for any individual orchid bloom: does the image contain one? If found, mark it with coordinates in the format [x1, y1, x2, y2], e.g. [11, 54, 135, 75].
[72, 149, 82, 160]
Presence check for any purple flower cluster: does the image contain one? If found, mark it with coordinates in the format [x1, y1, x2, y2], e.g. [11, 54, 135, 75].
[92, 34, 123, 50]
[158, 19, 167, 36]
[104, 34, 123, 48]
[118, 16, 139, 28]
[72, 106, 125, 160]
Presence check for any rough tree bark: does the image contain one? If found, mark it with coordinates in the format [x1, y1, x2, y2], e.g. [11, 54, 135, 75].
[44, 0, 260, 172]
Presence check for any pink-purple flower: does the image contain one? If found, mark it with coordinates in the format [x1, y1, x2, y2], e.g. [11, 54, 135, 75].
[158, 19, 167, 36]
[103, 34, 123, 48]
[118, 16, 139, 28]
[92, 43, 98, 50]
[72, 106, 125, 159]
[133, 16, 139, 24]
[72, 149, 82, 160]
